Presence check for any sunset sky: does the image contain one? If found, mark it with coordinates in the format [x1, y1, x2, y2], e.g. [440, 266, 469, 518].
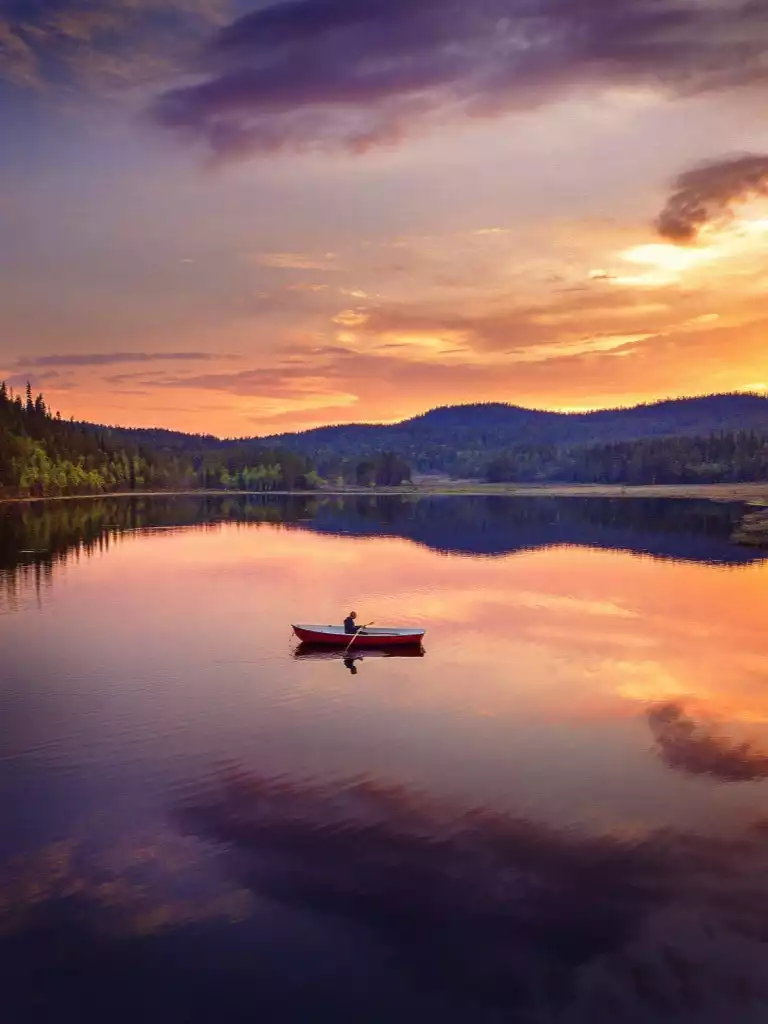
[2, 0, 768, 437]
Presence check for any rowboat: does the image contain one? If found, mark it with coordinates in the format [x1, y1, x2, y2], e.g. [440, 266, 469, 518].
[293, 642, 425, 660]
[292, 624, 426, 647]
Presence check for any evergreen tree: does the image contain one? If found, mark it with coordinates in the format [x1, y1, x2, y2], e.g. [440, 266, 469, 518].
[0, 388, 323, 498]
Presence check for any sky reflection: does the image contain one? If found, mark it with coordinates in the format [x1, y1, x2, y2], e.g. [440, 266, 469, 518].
[3, 498, 768, 1019]
[2, 501, 768, 842]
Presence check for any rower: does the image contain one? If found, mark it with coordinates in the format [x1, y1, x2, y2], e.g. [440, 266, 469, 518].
[344, 610, 359, 634]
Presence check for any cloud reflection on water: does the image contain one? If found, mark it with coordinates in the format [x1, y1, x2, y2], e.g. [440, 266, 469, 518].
[648, 702, 768, 783]
[172, 766, 768, 1022]
[3, 496, 768, 1018]
[5, 765, 768, 1021]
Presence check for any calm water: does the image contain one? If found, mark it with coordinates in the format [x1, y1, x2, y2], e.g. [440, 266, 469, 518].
[2, 494, 768, 1022]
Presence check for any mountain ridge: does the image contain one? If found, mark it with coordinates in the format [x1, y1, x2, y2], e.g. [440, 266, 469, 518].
[252, 393, 768, 476]
[5, 387, 767, 495]
[92, 392, 768, 445]
[87, 392, 768, 479]
[268, 393, 768, 435]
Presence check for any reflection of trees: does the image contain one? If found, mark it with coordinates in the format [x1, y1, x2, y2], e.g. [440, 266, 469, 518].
[0, 495, 319, 605]
[648, 702, 768, 782]
[1, 494, 763, 609]
[301, 496, 763, 564]
[0, 495, 321, 570]
[173, 767, 768, 1020]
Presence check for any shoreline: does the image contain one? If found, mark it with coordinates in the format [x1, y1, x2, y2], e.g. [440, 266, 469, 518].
[2, 482, 768, 505]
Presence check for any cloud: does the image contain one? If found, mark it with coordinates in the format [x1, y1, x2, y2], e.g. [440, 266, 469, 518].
[656, 154, 768, 244]
[150, 0, 768, 160]
[0, 0, 229, 96]
[102, 350, 363, 420]
[254, 252, 339, 271]
[134, 359, 352, 396]
[648, 702, 768, 783]
[0, 17, 39, 88]
[18, 351, 224, 368]
[77, 278, 768, 432]
[3, 370, 74, 392]
[340, 285, 682, 360]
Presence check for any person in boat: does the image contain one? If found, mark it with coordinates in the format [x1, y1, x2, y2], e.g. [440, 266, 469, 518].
[344, 610, 365, 635]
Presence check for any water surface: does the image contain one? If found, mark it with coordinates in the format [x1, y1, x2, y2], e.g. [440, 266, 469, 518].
[2, 495, 768, 1022]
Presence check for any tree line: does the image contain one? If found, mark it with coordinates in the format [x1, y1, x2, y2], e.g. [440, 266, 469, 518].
[1, 493, 754, 590]
[5, 381, 764, 497]
[486, 431, 768, 485]
[0, 384, 412, 498]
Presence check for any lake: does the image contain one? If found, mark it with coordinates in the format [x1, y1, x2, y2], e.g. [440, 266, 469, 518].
[2, 494, 768, 1023]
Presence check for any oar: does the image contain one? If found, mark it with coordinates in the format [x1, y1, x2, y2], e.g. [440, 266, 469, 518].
[344, 621, 374, 655]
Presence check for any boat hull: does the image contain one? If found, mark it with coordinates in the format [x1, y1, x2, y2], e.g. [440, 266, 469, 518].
[292, 624, 425, 647]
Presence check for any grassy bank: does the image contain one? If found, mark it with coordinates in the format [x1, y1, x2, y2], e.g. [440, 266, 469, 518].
[400, 481, 768, 502]
[3, 481, 768, 505]
[732, 509, 768, 547]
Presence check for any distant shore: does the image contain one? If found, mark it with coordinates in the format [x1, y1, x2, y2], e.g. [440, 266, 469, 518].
[2, 482, 768, 505]
[402, 481, 768, 503]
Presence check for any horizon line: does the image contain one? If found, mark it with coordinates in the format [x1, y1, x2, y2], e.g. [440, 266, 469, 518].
[62, 388, 768, 443]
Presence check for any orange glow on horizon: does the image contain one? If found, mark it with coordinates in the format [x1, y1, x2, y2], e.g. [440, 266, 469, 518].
[4, 203, 768, 437]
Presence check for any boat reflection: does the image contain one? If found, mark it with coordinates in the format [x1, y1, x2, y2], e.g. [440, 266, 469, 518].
[293, 641, 426, 671]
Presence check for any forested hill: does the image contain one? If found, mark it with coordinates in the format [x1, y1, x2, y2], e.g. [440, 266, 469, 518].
[3, 385, 768, 497]
[257, 393, 768, 477]
[0, 383, 324, 498]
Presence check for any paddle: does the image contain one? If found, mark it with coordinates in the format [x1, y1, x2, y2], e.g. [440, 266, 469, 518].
[343, 621, 375, 655]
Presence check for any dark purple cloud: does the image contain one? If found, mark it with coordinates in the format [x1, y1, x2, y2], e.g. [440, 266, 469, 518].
[656, 154, 768, 243]
[151, 0, 768, 160]
[4, 370, 73, 391]
[0, 0, 227, 94]
[18, 351, 221, 368]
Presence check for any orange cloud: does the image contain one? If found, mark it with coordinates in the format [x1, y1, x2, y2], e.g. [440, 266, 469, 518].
[254, 252, 339, 271]
[7, 194, 768, 436]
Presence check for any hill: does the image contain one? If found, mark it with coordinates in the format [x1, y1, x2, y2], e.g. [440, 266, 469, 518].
[4, 387, 768, 497]
[255, 393, 768, 478]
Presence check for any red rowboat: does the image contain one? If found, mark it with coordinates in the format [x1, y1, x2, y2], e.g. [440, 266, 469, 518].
[292, 624, 426, 647]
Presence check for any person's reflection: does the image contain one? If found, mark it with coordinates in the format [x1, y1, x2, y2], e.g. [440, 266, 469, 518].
[343, 655, 360, 675]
